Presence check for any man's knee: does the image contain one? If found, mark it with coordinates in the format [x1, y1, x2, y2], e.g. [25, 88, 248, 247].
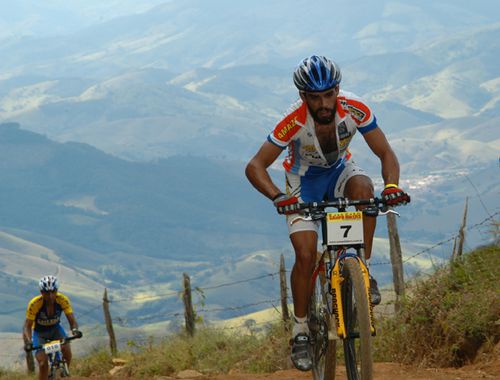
[345, 175, 374, 199]
[62, 345, 72, 358]
[294, 249, 316, 273]
[37, 358, 48, 370]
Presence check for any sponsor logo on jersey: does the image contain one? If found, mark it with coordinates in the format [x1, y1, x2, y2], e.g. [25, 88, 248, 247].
[347, 104, 366, 122]
[302, 144, 317, 152]
[305, 153, 322, 161]
[37, 317, 60, 326]
[338, 136, 353, 150]
[337, 121, 351, 140]
[276, 116, 298, 140]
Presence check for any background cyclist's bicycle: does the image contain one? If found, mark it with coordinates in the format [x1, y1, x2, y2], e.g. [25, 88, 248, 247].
[27, 334, 81, 380]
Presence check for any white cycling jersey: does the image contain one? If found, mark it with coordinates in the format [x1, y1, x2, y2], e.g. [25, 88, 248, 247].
[267, 90, 377, 177]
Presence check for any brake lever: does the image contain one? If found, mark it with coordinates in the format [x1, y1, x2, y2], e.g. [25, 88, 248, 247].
[289, 212, 324, 225]
[378, 207, 400, 217]
[289, 215, 312, 225]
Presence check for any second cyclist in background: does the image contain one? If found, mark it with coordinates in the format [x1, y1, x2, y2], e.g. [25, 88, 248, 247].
[246, 55, 409, 371]
[22, 275, 82, 380]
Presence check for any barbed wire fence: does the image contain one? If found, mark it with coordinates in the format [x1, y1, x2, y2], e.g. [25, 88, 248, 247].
[8, 206, 499, 366]
[80, 208, 495, 350]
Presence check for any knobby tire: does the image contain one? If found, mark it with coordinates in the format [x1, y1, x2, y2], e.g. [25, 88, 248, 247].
[48, 354, 57, 380]
[61, 360, 70, 377]
[309, 259, 336, 380]
[342, 258, 373, 380]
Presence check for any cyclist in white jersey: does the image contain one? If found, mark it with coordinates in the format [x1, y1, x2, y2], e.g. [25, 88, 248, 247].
[245, 55, 409, 371]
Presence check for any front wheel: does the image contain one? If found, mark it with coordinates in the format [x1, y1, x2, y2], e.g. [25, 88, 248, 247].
[341, 258, 373, 380]
[309, 260, 336, 380]
[60, 360, 70, 377]
[48, 364, 56, 380]
[48, 353, 57, 380]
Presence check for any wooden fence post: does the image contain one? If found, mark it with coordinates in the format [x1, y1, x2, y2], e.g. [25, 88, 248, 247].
[456, 197, 468, 258]
[183, 273, 195, 336]
[279, 254, 290, 330]
[103, 288, 117, 356]
[25, 349, 35, 373]
[451, 236, 458, 260]
[387, 212, 405, 313]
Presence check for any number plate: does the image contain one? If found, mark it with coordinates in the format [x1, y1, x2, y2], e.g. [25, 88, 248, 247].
[326, 211, 364, 245]
[43, 342, 61, 354]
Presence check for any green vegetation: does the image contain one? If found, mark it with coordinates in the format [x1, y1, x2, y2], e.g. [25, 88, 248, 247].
[375, 244, 499, 367]
[0, 325, 290, 379]
[0, 369, 33, 380]
[68, 325, 291, 378]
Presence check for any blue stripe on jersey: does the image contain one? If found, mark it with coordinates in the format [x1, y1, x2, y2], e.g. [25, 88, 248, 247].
[358, 117, 378, 135]
[267, 134, 286, 149]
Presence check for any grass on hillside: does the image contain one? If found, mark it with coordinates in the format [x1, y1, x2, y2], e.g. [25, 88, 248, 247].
[0, 369, 32, 380]
[0, 325, 291, 379]
[375, 244, 499, 367]
[71, 323, 292, 378]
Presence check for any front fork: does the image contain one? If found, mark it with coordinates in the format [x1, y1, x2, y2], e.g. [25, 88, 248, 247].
[329, 254, 376, 338]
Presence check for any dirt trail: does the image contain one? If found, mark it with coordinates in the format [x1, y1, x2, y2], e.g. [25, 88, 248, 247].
[70, 360, 500, 380]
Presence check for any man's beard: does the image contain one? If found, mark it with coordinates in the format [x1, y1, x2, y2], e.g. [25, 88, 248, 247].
[310, 107, 335, 125]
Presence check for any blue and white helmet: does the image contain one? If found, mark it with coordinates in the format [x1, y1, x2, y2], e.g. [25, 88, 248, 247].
[293, 55, 342, 92]
[39, 275, 59, 292]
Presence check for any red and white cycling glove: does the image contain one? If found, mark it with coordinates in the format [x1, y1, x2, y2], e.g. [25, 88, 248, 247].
[381, 184, 410, 206]
[272, 193, 300, 215]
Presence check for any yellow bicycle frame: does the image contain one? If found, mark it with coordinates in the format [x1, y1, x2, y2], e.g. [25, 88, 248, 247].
[329, 255, 376, 338]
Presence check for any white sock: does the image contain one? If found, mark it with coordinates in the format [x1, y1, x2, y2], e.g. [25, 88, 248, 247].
[292, 315, 309, 336]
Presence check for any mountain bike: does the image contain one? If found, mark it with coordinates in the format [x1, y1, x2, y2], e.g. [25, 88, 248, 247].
[293, 197, 400, 380]
[28, 334, 81, 379]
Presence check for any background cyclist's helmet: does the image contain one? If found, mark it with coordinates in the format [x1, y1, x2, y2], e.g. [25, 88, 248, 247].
[293, 55, 342, 92]
[39, 275, 59, 292]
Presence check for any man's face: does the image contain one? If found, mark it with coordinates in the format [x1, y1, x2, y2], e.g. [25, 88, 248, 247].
[41, 290, 57, 303]
[300, 86, 339, 125]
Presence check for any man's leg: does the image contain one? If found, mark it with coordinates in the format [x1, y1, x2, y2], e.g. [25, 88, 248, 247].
[57, 324, 72, 366]
[289, 229, 317, 371]
[62, 344, 72, 366]
[35, 351, 49, 380]
[290, 230, 318, 318]
[344, 175, 375, 259]
[344, 175, 381, 305]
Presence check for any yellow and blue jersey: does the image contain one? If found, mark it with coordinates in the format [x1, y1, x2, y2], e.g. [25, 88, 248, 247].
[26, 292, 73, 332]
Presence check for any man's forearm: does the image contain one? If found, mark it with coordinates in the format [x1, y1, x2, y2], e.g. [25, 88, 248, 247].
[381, 150, 400, 186]
[23, 326, 31, 343]
[245, 162, 282, 200]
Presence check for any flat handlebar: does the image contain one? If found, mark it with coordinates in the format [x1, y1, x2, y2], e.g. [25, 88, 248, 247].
[29, 334, 82, 352]
[297, 197, 387, 211]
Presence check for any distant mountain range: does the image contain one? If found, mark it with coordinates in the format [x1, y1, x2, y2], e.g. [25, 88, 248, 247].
[0, 1, 498, 162]
[0, 122, 296, 332]
[0, 121, 496, 335]
[0, 0, 498, 340]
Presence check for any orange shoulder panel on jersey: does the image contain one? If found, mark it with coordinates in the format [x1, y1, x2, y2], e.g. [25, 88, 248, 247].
[346, 98, 372, 125]
[271, 102, 308, 144]
[56, 292, 73, 314]
[26, 295, 43, 321]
